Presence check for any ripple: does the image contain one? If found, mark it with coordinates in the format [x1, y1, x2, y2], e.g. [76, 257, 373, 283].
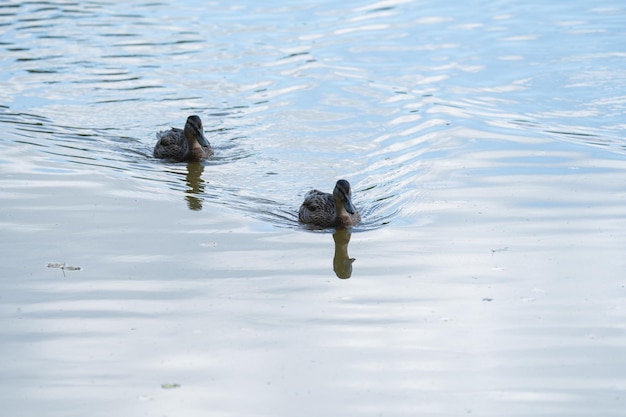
[1, 0, 625, 234]
[2, 3, 626, 416]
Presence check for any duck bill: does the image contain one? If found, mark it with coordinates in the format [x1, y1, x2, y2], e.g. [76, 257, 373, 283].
[196, 132, 210, 148]
[343, 196, 356, 215]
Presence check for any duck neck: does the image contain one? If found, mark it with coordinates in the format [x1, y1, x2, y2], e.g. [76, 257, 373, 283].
[334, 196, 352, 227]
[183, 136, 202, 161]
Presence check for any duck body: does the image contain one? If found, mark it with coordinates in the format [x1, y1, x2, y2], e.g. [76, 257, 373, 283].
[299, 179, 361, 228]
[153, 115, 213, 162]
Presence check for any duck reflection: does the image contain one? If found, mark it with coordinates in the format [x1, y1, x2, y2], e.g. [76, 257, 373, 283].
[332, 228, 355, 279]
[185, 161, 205, 211]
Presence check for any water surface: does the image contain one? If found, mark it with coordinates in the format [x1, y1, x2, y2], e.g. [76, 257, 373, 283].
[1, 0, 625, 416]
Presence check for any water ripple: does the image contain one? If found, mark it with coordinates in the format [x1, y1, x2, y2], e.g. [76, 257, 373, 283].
[1, 0, 625, 232]
[2, 2, 626, 416]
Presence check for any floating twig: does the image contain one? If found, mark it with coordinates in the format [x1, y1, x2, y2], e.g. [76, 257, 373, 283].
[47, 262, 82, 277]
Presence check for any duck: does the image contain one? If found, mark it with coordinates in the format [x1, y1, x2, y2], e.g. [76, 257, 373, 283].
[153, 115, 213, 162]
[298, 179, 361, 228]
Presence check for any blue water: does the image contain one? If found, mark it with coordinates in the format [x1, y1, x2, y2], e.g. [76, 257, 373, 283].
[1, 1, 625, 416]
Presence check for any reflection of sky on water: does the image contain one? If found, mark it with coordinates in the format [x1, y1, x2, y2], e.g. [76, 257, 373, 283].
[1, 151, 625, 415]
[1, 0, 626, 416]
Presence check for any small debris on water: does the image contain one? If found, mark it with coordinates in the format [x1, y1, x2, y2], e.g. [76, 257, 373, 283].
[46, 262, 82, 277]
[482, 298, 493, 302]
[161, 383, 180, 389]
[491, 247, 509, 255]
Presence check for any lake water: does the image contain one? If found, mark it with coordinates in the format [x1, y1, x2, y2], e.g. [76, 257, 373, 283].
[1, 0, 625, 416]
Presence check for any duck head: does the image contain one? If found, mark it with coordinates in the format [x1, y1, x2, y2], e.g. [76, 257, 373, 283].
[183, 115, 210, 148]
[333, 179, 356, 215]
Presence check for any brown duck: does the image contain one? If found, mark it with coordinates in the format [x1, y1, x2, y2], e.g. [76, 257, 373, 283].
[298, 179, 361, 228]
[153, 115, 213, 162]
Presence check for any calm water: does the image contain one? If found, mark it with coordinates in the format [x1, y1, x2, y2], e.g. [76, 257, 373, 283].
[1, 0, 626, 416]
